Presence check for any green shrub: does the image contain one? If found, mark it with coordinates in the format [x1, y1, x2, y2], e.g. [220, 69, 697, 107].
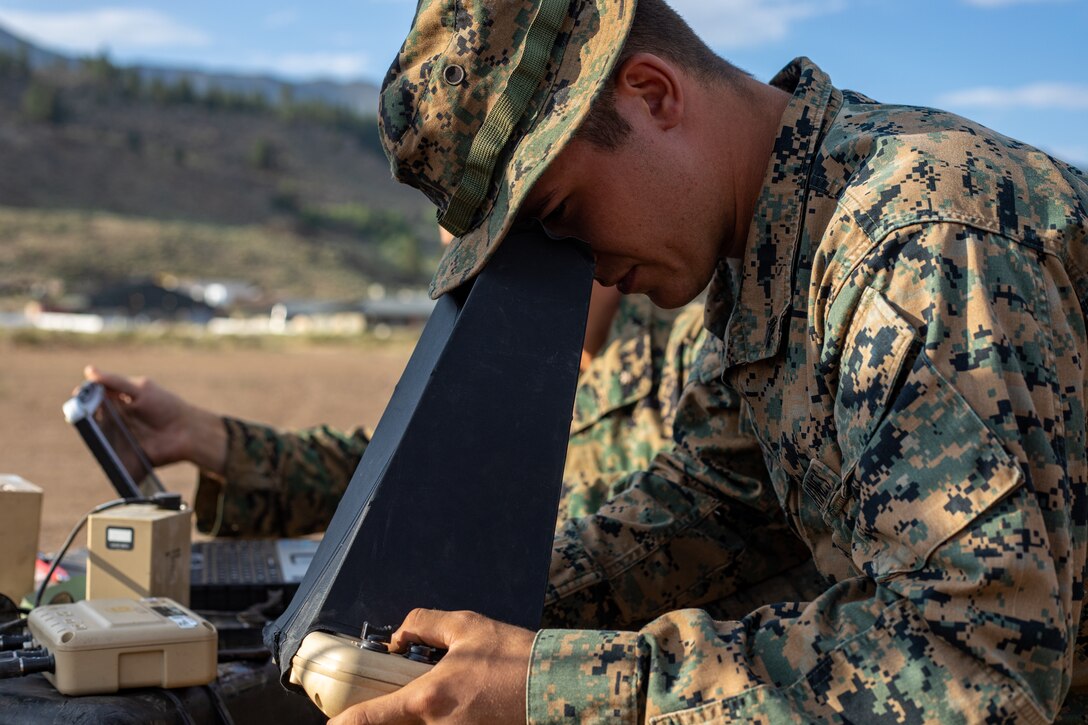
[250, 138, 280, 171]
[22, 81, 65, 123]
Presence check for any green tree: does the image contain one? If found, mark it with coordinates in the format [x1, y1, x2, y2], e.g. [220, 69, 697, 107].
[119, 68, 142, 99]
[0, 49, 30, 79]
[21, 81, 65, 123]
[83, 51, 119, 85]
[168, 78, 196, 105]
[249, 138, 280, 171]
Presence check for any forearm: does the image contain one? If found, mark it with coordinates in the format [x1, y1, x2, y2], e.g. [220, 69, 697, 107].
[182, 406, 229, 474]
[194, 417, 369, 536]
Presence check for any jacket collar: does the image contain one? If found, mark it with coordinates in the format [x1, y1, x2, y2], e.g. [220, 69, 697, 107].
[706, 57, 839, 368]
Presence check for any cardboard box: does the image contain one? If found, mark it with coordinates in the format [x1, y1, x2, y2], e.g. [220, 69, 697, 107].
[87, 504, 192, 606]
[0, 475, 43, 602]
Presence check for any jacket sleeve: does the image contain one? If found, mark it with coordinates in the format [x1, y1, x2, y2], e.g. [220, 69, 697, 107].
[193, 417, 369, 537]
[530, 224, 1085, 723]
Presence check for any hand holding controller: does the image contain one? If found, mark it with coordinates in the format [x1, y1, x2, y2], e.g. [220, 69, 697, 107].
[289, 629, 445, 718]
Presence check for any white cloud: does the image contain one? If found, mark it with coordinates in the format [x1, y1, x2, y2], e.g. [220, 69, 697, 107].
[0, 7, 209, 53]
[670, 0, 843, 49]
[936, 83, 1088, 110]
[257, 52, 371, 80]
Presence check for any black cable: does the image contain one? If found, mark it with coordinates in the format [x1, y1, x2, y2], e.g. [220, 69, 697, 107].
[0, 618, 28, 634]
[1, 647, 44, 658]
[34, 497, 149, 609]
[158, 688, 198, 725]
[0, 657, 25, 677]
[0, 633, 31, 651]
[203, 683, 237, 725]
[0, 652, 54, 678]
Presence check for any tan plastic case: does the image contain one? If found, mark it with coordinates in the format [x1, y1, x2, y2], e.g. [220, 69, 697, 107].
[289, 631, 433, 717]
[27, 597, 217, 695]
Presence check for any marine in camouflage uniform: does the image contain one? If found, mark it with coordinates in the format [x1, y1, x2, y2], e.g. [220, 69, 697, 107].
[190, 296, 713, 537]
[374, 0, 1088, 717]
[531, 58, 1088, 723]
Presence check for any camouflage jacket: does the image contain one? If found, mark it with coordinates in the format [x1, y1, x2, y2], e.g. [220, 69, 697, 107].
[532, 58, 1088, 723]
[192, 297, 708, 537]
[559, 296, 707, 524]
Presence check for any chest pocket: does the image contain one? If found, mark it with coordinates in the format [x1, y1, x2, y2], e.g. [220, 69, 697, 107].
[833, 287, 1023, 579]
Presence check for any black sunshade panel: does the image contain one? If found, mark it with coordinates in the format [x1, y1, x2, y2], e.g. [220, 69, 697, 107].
[266, 224, 594, 687]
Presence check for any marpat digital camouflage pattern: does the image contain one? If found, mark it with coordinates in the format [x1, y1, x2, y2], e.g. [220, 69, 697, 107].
[560, 297, 709, 524]
[378, 0, 635, 299]
[533, 58, 1088, 722]
[193, 419, 370, 537]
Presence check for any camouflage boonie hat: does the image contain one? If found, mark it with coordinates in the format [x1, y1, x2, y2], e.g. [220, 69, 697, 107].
[379, 0, 635, 299]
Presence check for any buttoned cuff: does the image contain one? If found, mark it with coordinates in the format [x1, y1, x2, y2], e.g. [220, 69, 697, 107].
[193, 417, 253, 536]
[192, 468, 225, 534]
[527, 628, 643, 724]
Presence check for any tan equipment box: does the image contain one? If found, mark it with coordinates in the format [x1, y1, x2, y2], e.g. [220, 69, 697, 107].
[27, 597, 217, 695]
[87, 503, 192, 606]
[0, 475, 43, 601]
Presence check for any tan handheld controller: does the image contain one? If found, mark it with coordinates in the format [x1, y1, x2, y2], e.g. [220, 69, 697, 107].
[289, 630, 438, 717]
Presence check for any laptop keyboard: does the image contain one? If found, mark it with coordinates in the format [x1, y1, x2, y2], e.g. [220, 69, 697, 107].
[191, 540, 281, 586]
[190, 540, 299, 612]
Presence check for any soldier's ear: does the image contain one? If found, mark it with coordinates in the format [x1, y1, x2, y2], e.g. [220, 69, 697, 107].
[613, 52, 684, 132]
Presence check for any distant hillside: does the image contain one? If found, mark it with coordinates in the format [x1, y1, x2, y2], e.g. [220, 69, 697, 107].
[0, 23, 381, 115]
[0, 27, 440, 308]
[0, 207, 424, 305]
[0, 66, 420, 225]
[0, 25, 68, 69]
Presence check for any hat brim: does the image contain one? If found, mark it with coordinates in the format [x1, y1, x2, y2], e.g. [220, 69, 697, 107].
[428, 0, 635, 299]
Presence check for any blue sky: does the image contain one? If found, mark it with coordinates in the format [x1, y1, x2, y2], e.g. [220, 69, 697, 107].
[0, 0, 1084, 167]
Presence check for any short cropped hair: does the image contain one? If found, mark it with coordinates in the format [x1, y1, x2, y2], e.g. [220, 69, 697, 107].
[577, 0, 750, 150]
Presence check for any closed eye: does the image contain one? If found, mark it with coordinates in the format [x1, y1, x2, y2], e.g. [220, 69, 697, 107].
[545, 200, 567, 224]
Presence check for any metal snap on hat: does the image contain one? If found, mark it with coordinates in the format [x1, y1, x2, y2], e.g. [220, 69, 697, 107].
[379, 0, 635, 299]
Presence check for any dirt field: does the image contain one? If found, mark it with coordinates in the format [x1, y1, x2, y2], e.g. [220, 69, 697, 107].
[0, 336, 413, 552]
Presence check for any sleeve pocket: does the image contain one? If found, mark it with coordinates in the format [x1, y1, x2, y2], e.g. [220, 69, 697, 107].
[850, 350, 1023, 579]
[835, 286, 918, 472]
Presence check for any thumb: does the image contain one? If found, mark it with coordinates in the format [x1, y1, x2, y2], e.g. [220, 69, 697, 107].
[84, 365, 142, 399]
[391, 609, 473, 652]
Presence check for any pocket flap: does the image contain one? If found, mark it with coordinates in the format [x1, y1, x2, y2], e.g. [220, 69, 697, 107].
[852, 352, 1023, 578]
[835, 287, 918, 472]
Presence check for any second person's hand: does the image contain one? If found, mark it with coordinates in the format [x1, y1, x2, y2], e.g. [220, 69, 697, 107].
[83, 365, 229, 474]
